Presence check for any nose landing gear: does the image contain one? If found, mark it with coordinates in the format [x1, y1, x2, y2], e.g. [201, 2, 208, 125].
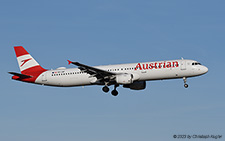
[183, 77, 188, 88]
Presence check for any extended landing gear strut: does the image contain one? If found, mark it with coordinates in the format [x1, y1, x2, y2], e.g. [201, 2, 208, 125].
[183, 77, 188, 88]
[102, 84, 119, 96]
[111, 84, 119, 96]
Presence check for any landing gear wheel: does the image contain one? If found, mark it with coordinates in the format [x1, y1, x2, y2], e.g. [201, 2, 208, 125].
[111, 90, 118, 96]
[183, 77, 188, 88]
[102, 86, 109, 93]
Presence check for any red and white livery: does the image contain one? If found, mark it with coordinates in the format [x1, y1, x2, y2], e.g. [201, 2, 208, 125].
[9, 46, 208, 96]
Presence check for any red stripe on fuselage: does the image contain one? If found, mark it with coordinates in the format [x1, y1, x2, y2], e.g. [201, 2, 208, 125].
[12, 65, 47, 83]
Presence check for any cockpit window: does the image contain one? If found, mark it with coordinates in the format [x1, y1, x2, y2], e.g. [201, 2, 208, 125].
[192, 62, 201, 65]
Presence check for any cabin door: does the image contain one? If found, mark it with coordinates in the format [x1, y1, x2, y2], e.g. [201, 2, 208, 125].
[42, 72, 47, 82]
[180, 60, 186, 70]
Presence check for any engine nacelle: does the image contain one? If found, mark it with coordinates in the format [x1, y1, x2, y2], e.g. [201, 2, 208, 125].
[123, 81, 146, 90]
[116, 74, 133, 84]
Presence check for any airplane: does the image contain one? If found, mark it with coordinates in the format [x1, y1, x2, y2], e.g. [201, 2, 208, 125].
[9, 46, 208, 96]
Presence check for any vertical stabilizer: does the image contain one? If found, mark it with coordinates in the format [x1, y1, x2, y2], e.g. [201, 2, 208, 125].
[14, 46, 46, 74]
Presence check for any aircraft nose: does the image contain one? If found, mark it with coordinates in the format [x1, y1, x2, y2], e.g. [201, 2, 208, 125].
[202, 66, 208, 74]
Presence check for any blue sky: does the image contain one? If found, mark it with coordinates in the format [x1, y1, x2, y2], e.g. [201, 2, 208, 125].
[1, 0, 225, 140]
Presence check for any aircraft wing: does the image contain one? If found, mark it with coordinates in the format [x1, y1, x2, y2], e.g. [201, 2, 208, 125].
[67, 60, 116, 79]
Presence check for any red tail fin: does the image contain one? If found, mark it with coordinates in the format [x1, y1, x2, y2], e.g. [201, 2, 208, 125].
[14, 46, 46, 74]
[13, 46, 47, 83]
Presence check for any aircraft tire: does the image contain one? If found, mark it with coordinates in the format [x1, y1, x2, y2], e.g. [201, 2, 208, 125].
[102, 86, 109, 93]
[111, 90, 118, 96]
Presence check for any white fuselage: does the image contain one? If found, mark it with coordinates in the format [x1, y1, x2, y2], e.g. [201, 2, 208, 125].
[35, 59, 208, 87]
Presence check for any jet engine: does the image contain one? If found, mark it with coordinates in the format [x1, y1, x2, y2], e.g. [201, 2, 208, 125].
[123, 81, 146, 90]
[116, 74, 133, 84]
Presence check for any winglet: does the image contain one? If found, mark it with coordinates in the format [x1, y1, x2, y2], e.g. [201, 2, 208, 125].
[67, 60, 72, 65]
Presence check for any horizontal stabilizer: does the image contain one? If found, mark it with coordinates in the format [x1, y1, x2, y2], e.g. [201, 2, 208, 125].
[8, 72, 32, 79]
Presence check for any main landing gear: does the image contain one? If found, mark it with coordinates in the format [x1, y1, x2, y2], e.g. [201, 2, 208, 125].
[102, 86, 109, 93]
[111, 84, 119, 96]
[183, 77, 188, 88]
[102, 84, 119, 96]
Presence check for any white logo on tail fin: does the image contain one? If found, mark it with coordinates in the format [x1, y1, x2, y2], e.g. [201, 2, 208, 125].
[17, 54, 40, 72]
